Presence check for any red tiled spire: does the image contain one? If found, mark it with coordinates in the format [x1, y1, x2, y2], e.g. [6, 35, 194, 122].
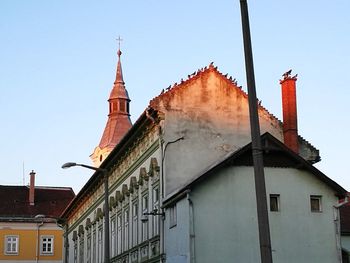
[99, 48, 132, 149]
[91, 48, 132, 166]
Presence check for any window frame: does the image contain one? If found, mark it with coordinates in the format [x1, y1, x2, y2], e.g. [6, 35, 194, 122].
[141, 193, 149, 242]
[117, 211, 122, 255]
[132, 200, 139, 247]
[111, 216, 116, 257]
[4, 235, 19, 255]
[123, 206, 130, 251]
[269, 194, 280, 212]
[152, 185, 160, 237]
[40, 235, 54, 255]
[310, 195, 322, 212]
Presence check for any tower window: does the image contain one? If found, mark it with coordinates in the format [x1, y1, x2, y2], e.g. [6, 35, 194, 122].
[119, 101, 125, 112]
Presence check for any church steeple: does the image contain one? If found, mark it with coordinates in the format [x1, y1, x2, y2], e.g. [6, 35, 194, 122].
[90, 47, 132, 167]
[108, 49, 130, 117]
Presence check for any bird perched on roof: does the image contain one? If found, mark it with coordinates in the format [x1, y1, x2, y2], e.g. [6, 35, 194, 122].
[292, 74, 298, 79]
[166, 85, 171, 91]
[282, 69, 292, 79]
[160, 89, 165, 94]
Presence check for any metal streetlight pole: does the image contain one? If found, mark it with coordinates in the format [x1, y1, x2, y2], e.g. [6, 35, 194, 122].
[238, 1, 273, 262]
[62, 162, 110, 263]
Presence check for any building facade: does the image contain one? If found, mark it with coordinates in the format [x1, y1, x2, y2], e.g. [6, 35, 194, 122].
[0, 171, 75, 262]
[163, 133, 346, 263]
[61, 49, 345, 262]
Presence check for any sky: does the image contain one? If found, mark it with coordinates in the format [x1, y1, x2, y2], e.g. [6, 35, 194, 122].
[0, 0, 349, 194]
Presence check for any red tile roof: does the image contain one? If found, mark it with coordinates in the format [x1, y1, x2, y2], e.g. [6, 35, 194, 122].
[0, 185, 75, 219]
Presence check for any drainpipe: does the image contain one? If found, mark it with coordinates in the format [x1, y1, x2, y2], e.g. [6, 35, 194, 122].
[63, 224, 69, 263]
[187, 192, 195, 263]
[334, 195, 349, 263]
[36, 221, 44, 263]
[159, 124, 166, 262]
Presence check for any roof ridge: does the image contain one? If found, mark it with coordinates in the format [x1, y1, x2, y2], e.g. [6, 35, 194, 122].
[149, 62, 243, 106]
[149, 63, 284, 129]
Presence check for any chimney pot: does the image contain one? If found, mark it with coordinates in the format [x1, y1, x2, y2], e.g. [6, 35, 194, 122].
[280, 71, 299, 153]
[29, 170, 35, 206]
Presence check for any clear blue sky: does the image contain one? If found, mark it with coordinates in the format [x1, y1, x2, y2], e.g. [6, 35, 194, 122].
[1, 0, 349, 194]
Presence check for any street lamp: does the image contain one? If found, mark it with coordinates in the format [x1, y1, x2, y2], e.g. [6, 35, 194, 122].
[62, 162, 110, 263]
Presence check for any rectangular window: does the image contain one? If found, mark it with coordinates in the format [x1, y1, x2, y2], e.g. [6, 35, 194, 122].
[5, 236, 19, 254]
[41, 236, 54, 255]
[169, 204, 177, 228]
[111, 217, 116, 257]
[132, 201, 138, 247]
[79, 237, 84, 263]
[92, 228, 96, 263]
[97, 226, 103, 263]
[142, 194, 149, 242]
[311, 195, 322, 212]
[117, 213, 122, 255]
[73, 240, 78, 263]
[270, 194, 280, 212]
[124, 208, 129, 251]
[119, 101, 126, 112]
[152, 187, 160, 236]
[87, 234, 91, 263]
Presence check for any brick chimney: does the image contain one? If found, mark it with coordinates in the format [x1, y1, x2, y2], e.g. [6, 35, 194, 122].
[280, 70, 299, 153]
[29, 170, 35, 206]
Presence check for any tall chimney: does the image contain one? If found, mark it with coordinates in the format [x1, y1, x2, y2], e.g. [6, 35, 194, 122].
[280, 70, 298, 153]
[29, 170, 35, 206]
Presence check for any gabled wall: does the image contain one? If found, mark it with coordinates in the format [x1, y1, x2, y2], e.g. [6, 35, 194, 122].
[151, 67, 282, 197]
[165, 166, 339, 263]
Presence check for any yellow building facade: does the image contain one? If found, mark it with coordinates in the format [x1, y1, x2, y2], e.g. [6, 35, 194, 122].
[0, 171, 75, 263]
[0, 220, 63, 262]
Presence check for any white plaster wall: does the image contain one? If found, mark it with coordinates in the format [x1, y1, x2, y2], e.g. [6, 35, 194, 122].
[164, 198, 190, 263]
[157, 70, 283, 197]
[188, 166, 339, 263]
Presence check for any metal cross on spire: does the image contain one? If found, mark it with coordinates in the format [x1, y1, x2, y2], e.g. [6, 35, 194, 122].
[116, 36, 123, 50]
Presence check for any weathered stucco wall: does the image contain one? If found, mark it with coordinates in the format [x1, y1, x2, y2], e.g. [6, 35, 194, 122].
[151, 67, 282, 197]
[188, 166, 339, 263]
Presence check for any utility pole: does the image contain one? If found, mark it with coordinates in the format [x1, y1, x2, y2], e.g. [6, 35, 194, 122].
[239, 1, 273, 262]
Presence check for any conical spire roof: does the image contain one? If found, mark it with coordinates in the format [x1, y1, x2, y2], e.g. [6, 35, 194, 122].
[90, 47, 132, 167]
[109, 49, 130, 100]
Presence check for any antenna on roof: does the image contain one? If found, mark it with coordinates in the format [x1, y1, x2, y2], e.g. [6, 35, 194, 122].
[22, 161, 25, 185]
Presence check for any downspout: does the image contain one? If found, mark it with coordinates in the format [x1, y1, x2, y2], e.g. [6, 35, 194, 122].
[159, 124, 166, 262]
[187, 192, 195, 263]
[36, 221, 44, 263]
[63, 223, 69, 263]
[334, 194, 349, 263]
